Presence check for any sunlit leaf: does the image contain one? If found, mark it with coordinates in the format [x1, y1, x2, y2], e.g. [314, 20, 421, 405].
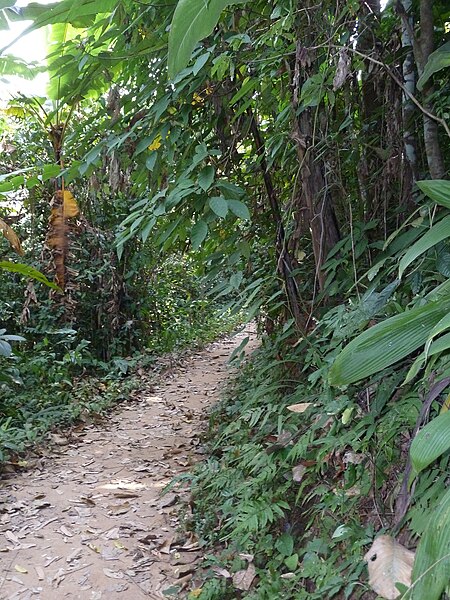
[168, 0, 246, 78]
[0, 261, 59, 289]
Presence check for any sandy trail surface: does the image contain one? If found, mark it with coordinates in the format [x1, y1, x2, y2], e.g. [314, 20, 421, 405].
[0, 327, 257, 599]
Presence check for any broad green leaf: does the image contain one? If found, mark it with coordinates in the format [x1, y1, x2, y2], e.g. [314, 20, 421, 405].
[0, 261, 60, 290]
[0, 55, 43, 79]
[300, 73, 326, 107]
[209, 196, 228, 217]
[411, 486, 450, 599]
[410, 410, 450, 476]
[228, 199, 250, 220]
[192, 51, 210, 75]
[428, 331, 450, 356]
[2, 0, 117, 52]
[275, 533, 294, 557]
[284, 553, 299, 570]
[329, 298, 450, 386]
[229, 76, 258, 105]
[399, 215, 450, 278]
[417, 42, 450, 91]
[425, 312, 450, 355]
[42, 164, 62, 181]
[416, 180, 450, 209]
[198, 165, 215, 191]
[168, 0, 246, 78]
[191, 219, 208, 250]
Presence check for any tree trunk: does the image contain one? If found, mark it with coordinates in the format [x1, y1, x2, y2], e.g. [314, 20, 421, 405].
[291, 41, 340, 291]
[418, 0, 445, 179]
[400, 0, 419, 205]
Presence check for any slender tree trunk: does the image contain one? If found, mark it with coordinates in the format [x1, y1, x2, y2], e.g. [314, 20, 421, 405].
[291, 40, 340, 291]
[400, 0, 418, 203]
[247, 110, 307, 331]
[417, 0, 445, 179]
[356, 0, 383, 218]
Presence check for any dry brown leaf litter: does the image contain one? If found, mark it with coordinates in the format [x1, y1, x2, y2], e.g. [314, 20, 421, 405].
[0, 327, 256, 600]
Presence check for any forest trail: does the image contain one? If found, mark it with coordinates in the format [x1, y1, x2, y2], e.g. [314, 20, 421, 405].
[0, 326, 257, 600]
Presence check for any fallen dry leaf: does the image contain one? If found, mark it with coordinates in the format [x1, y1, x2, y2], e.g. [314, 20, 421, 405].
[14, 564, 28, 573]
[286, 402, 313, 413]
[233, 563, 256, 591]
[292, 464, 307, 482]
[211, 566, 231, 578]
[364, 535, 414, 599]
[103, 568, 124, 579]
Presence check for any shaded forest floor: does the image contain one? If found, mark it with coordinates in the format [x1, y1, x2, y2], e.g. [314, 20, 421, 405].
[0, 327, 257, 600]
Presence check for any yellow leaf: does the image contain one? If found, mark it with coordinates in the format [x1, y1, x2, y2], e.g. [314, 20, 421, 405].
[63, 190, 79, 218]
[148, 135, 162, 151]
[0, 218, 24, 255]
[286, 402, 313, 413]
[192, 92, 205, 106]
[189, 589, 202, 599]
[113, 541, 126, 550]
[88, 543, 100, 553]
[14, 564, 28, 573]
[441, 392, 450, 413]
[4, 106, 25, 118]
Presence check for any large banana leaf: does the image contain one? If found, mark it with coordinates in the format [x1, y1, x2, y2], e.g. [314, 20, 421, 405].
[399, 215, 450, 278]
[416, 179, 450, 209]
[329, 298, 450, 386]
[410, 410, 450, 476]
[411, 486, 450, 599]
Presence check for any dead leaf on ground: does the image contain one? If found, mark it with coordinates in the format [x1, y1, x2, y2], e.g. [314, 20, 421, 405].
[158, 537, 174, 554]
[159, 493, 178, 508]
[107, 501, 130, 515]
[233, 563, 256, 591]
[286, 402, 314, 413]
[211, 566, 232, 578]
[364, 535, 414, 599]
[292, 464, 307, 482]
[103, 568, 124, 579]
[58, 525, 74, 537]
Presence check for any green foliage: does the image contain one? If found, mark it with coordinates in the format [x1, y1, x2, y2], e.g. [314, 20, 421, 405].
[410, 410, 450, 476]
[417, 41, 450, 91]
[168, 0, 245, 77]
[410, 487, 450, 600]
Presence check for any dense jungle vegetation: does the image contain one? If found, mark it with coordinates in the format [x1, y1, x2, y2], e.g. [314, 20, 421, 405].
[0, 0, 449, 597]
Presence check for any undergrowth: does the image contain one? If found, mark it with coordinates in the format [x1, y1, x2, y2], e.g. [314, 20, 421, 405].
[0, 305, 241, 464]
[185, 313, 450, 599]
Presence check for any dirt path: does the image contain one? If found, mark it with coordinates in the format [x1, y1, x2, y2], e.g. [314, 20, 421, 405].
[0, 327, 257, 600]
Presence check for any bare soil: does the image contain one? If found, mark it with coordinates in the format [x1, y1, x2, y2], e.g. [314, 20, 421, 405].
[0, 326, 257, 600]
